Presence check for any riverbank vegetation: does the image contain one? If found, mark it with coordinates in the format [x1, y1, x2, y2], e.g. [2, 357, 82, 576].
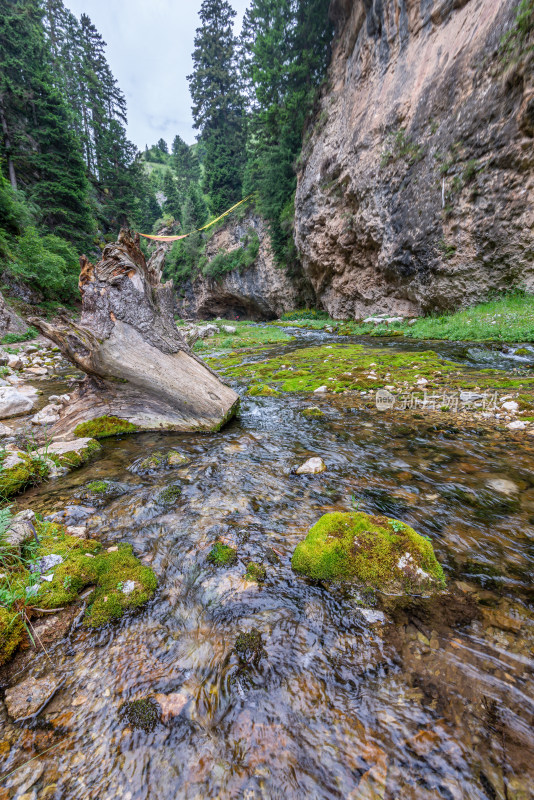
[278, 293, 534, 343]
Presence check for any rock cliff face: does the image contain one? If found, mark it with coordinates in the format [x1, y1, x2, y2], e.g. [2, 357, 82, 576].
[295, 0, 534, 318]
[175, 212, 313, 320]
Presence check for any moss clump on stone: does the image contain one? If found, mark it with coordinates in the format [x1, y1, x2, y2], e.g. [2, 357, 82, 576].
[157, 485, 182, 504]
[86, 480, 109, 493]
[32, 522, 157, 627]
[234, 628, 265, 667]
[58, 439, 101, 469]
[137, 450, 189, 474]
[119, 698, 161, 732]
[244, 562, 266, 582]
[0, 455, 49, 499]
[291, 511, 445, 595]
[515, 348, 530, 356]
[246, 384, 280, 397]
[0, 608, 25, 666]
[301, 406, 324, 418]
[74, 416, 138, 439]
[207, 542, 237, 567]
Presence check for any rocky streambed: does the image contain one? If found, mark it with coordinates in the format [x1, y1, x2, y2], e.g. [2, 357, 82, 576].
[0, 327, 533, 799]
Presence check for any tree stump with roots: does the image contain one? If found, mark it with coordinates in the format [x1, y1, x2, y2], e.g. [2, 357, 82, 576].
[30, 229, 239, 439]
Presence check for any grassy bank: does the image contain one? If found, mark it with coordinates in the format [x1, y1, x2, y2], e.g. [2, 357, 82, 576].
[276, 294, 534, 343]
[188, 319, 293, 352]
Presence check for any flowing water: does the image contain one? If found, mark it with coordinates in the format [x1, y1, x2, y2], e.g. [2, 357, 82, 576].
[1, 331, 533, 800]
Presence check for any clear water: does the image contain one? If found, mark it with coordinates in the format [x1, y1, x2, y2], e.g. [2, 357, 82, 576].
[1, 333, 533, 800]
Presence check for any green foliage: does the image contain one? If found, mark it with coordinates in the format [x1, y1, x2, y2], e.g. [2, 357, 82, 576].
[241, 0, 333, 265]
[9, 227, 80, 301]
[1, 327, 39, 345]
[207, 542, 237, 566]
[291, 511, 445, 593]
[188, 0, 246, 214]
[0, 607, 24, 666]
[381, 128, 425, 168]
[280, 309, 329, 321]
[202, 229, 260, 280]
[74, 416, 138, 439]
[499, 0, 534, 62]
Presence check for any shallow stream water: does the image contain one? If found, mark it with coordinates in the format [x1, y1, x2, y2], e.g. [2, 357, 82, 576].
[1, 331, 533, 800]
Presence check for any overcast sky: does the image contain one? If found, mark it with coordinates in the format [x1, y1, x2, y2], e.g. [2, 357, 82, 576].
[65, 0, 250, 151]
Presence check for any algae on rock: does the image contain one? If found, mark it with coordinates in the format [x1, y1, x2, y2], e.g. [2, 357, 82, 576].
[291, 511, 445, 595]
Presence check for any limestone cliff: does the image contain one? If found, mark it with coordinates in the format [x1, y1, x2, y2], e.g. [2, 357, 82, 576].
[175, 212, 313, 320]
[295, 0, 534, 318]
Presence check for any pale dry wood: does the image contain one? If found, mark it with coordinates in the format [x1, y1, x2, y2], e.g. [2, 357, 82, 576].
[30, 229, 239, 438]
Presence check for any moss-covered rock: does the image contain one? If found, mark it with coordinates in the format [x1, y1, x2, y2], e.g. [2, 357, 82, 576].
[74, 416, 138, 439]
[131, 450, 189, 475]
[157, 485, 182, 505]
[291, 512, 445, 595]
[234, 628, 265, 667]
[0, 608, 25, 666]
[86, 480, 109, 493]
[30, 522, 157, 627]
[41, 438, 101, 471]
[119, 698, 161, 732]
[246, 384, 280, 397]
[0, 453, 49, 499]
[244, 562, 266, 583]
[207, 542, 237, 567]
[301, 406, 324, 418]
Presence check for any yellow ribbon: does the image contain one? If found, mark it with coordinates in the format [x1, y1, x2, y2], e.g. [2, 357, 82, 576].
[138, 194, 255, 242]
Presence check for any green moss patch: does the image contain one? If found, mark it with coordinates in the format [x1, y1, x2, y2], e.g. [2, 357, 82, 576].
[133, 449, 189, 475]
[0, 455, 49, 499]
[207, 542, 237, 567]
[86, 480, 109, 493]
[53, 439, 101, 470]
[301, 406, 324, 418]
[0, 608, 25, 666]
[157, 485, 182, 505]
[244, 562, 266, 583]
[214, 342, 534, 398]
[246, 384, 280, 397]
[119, 698, 161, 732]
[235, 628, 265, 667]
[74, 416, 138, 439]
[291, 511, 445, 595]
[19, 522, 158, 628]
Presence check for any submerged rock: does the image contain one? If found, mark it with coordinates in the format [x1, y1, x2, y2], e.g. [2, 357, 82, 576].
[4, 674, 63, 721]
[296, 456, 326, 475]
[291, 511, 445, 595]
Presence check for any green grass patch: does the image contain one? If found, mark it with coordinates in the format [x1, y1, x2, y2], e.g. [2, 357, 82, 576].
[1, 326, 39, 345]
[207, 542, 237, 567]
[192, 320, 293, 352]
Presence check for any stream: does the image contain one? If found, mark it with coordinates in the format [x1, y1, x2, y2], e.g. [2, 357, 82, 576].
[1, 329, 533, 800]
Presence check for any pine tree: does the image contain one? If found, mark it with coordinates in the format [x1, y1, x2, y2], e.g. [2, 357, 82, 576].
[172, 134, 201, 195]
[0, 0, 93, 246]
[240, 0, 332, 264]
[188, 0, 246, 214]
[163, 171, 182, 222]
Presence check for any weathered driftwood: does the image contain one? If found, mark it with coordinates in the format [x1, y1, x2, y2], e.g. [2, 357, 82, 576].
[30, 229, 239, 438]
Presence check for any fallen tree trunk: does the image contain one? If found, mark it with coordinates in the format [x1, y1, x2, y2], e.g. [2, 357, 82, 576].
[30, 230, 239, 438]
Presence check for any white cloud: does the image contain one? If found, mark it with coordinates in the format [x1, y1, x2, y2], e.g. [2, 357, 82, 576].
[64, 0, 249, 150]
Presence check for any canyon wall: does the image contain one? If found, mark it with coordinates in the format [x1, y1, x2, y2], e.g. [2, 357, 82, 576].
[175, 212, 313, 320]
[294, 0, 534, 318]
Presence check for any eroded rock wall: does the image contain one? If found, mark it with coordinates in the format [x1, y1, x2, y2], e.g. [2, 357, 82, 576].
[295, 0, 534, 318]
[175, 212, 313, 320]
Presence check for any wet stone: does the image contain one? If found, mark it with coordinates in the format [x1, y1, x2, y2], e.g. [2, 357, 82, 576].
[5, 676, 63, 722]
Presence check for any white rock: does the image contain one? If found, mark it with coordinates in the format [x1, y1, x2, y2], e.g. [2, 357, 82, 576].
[296, 456, 326, 475]
[486, 478, 519, 495]
[501, 400, 519, 413]
[66, 525, 87, 538]
[507, 420, 527, 430]
[221, 325, 237, 334]
[385, 317, 404, 324]
[121, 580, 136, 595]
[31, 403, 61, 425]
[314, 385, 327, 394]
[36, 438, 95, 460]
[358, 608, 387, 624]
[0, 388, 36, 418]
[416, 378, 428, 386]
[7, 355, 22, 369]
[25, 366, 47, 376]
[0, 420, 13, 437]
